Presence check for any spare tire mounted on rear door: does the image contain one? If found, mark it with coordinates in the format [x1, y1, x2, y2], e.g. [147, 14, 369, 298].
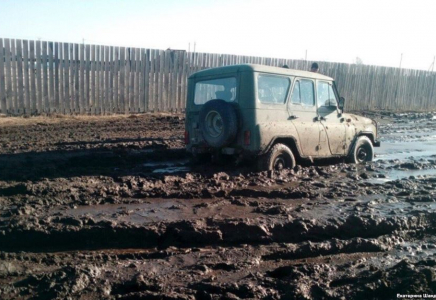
[199, 99, 238, 148]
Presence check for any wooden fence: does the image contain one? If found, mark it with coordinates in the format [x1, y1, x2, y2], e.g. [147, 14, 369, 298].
[0, 38, 436, 115]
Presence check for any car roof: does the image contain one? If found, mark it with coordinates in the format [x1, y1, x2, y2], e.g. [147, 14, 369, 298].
[189, 64, 334, 81]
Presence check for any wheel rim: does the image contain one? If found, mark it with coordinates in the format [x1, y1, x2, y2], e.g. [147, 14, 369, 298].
[356, 146, 369, 163]
[205, 111, 223, 138]
[273, 155, 286, 171]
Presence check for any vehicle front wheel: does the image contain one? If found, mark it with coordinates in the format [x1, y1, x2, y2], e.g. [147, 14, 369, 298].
[258, 143, 296, 171]
[347, 136, 374, 164]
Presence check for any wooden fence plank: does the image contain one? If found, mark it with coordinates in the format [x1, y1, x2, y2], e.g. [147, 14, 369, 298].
[85, 44, 91, 113]
[42, 42, 49, 112]
[102, 46, 110, 114]
[58, 42, 64, 113]
[128, 48, 134, 112]
[113, 46, 119, 113]
[139, 48, 145, 112]
[73, 44, 79, 113]
[35, 41, 42, 113]
[0, 39, 6, 113]
[108, 46, 114, 113]
[22, 40, 30, 114]
[144, 49, 150, 111]
[54, 43, 60, 112]
[99, 45, 105, 114]
[158, 50, 164, 111]
[10, 40, 17, 112]
[163, 49, 170, 111]
[171, 51, 178, 111]
[79, 43, 85, 114]
[119, 47, 125, 113]
[149, 49, 156, 111]
[16, 40, 24, 114]
[4, 39, 13, 113]
[134, 48, 140, 112]
[29, 41, 36, 113]
[90, 45, 95, 114]
[95, 45, 101, 114]
[48, 42, 55, 112]
[63, 43, 70, 113]
[154, 50, 160, 110]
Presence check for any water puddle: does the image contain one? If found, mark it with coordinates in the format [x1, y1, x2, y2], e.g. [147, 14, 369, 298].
[143, 159, 190, 174]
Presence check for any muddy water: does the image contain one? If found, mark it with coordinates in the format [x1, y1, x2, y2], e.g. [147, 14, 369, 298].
[1, 112, 436, 299]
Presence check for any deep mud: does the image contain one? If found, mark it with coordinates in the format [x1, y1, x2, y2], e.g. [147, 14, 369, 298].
[1, 111, 436, 299]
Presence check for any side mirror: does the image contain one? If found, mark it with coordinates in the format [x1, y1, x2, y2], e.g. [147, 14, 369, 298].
[338, 97, 345, 110]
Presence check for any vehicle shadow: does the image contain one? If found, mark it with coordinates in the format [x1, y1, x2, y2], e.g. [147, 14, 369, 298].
[0, 141, 348, 182]
[0, 146, 187, 182]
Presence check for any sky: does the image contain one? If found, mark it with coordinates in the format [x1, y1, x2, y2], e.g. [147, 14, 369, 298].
[1, 0, 435, 71]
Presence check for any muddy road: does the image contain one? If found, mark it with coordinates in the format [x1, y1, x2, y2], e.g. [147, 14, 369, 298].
[1, 112, 436, 299]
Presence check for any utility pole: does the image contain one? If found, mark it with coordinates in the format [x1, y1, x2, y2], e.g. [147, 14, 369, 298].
[429, 56, 435, 72]
[399, 53, 403, 69]
[305, 50, 308, 69]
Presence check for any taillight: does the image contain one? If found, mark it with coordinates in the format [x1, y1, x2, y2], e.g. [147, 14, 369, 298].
[244, 130, 251, 145]
[184, 131, 189, 145]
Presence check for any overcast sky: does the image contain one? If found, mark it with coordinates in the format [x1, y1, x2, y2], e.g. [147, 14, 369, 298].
[1, 0, 435, 71]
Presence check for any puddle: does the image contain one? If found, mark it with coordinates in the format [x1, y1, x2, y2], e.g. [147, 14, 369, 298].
[143, 159, 191, 173]
[153, 166, 190, 173]
[376, 133, 436, 161]
[57, 198, 260, 224]
[366, 168, 436, 184]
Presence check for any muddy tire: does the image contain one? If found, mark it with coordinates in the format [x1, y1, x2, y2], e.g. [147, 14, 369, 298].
[258, 143, 296, 171]
[347, 136, 374, 164]
[199, 100, 238, 148]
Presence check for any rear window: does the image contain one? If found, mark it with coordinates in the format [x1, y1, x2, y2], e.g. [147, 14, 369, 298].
[257, 74, 291, 104]
[194, 77, 237, 105]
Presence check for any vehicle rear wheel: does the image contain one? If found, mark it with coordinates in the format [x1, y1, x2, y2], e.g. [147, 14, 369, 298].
[258, 143, 296, 171]
[347, 136, 374, 164]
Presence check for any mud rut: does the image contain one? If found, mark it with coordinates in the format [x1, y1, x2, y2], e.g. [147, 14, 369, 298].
[1, 112, 436, 299]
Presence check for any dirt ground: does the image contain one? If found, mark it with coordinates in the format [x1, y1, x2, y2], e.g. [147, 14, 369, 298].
[1, 111, 436, 299]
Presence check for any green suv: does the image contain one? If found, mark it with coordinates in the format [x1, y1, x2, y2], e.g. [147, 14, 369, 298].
[185, 64, 380, 170]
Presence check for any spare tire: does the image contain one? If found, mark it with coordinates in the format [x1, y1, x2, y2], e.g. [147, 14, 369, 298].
[199, 99, 238, 148]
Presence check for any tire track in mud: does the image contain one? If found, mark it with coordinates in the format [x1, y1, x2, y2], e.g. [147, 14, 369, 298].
[2, 112, 436, 299]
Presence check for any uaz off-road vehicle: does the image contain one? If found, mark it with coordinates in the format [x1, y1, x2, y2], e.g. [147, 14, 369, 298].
[185, 64, 380, 170]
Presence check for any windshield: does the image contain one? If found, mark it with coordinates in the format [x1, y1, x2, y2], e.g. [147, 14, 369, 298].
[194, 77, 237, 105]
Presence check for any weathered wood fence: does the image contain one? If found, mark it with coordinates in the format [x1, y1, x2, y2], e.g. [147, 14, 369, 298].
[0, 38, 436, 115]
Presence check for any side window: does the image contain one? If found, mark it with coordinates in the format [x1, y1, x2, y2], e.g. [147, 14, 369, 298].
[291, 81, 301, 104]
[317, 81, 338, 107]
[291, 79, 314, 106]
[300, 80, 315, 106]
[257, 75, 290, 104]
